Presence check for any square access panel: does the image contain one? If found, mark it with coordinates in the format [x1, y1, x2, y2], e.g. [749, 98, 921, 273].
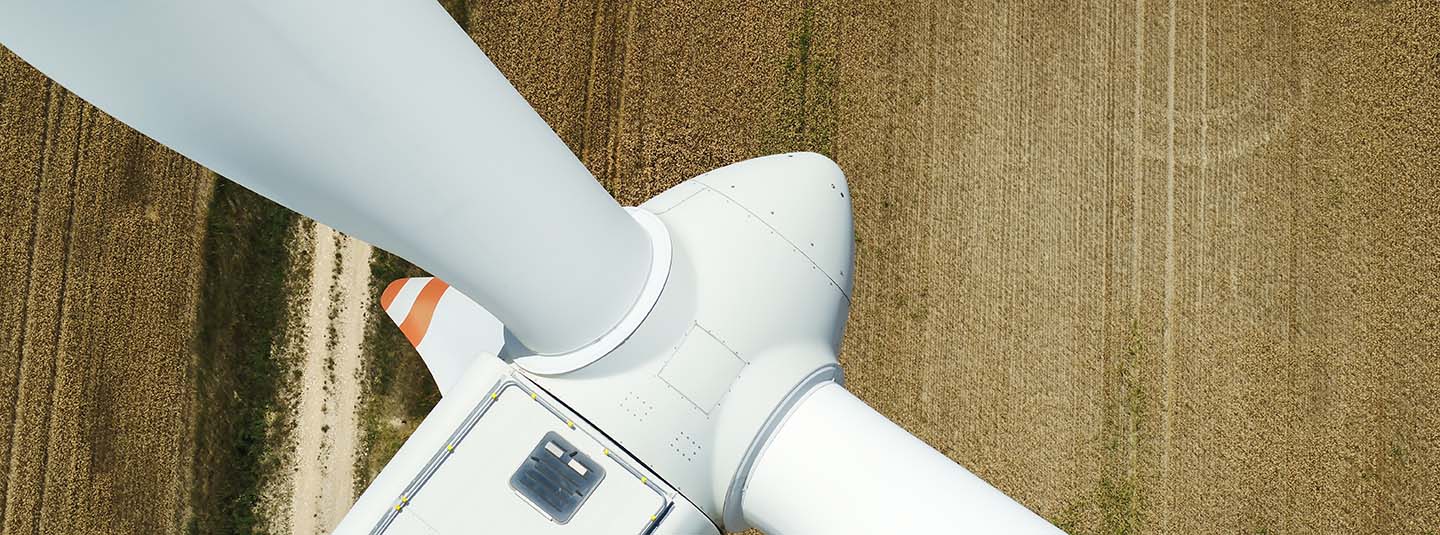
[510, 431, 605, 524]
[658, 324, 747, 413]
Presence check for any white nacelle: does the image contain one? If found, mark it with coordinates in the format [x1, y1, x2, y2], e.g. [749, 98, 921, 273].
[340, 152, 853, 534]
[518, 152, 856, 529]
[341, 153, 1061, 534]
[333, 354, 718, 535]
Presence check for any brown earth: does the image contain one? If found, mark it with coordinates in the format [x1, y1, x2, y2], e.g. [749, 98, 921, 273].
[2, 1, 1437, 534]
[0, 51, 212, 533]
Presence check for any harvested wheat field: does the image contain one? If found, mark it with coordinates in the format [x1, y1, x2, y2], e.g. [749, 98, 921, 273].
[0, 48, 300, 535]
[3, 1, 1439, 534]
[0, 51, 213, 533]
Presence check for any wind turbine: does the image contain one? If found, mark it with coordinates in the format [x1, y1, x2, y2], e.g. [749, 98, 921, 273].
[0, 2, 1064, 533]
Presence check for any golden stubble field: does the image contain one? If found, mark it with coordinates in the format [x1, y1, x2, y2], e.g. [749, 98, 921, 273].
[0, 51, 213, 533]
[2, 1, 1438, 533]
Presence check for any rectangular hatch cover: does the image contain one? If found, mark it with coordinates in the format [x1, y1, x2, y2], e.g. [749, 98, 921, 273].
[510, 431, 605, 524]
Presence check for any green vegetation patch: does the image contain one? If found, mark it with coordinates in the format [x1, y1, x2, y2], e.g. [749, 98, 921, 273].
[437, 0, 473, 33]
[187, 177, 299, 535]
[353, 249, 440, 492]
[1097, 322, 1149, 534]
[762, 2, 838, 158]
[1056, 322, 1149, 534]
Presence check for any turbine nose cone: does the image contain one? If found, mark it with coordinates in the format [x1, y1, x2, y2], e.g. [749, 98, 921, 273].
[692, 152, 856, 296]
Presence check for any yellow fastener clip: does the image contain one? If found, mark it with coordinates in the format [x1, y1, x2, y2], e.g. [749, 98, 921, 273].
[446, 444, 455, 452]
[530, 392, 537, 400]
[603, 448, 611, 456]
[394, 504, 402, 511]
[490, 392, 498, 400]
[401, 496, 409, 503]
[650, 514, 657, 522]
[641, 476, 648, 484]
[566, 420, 575, 429]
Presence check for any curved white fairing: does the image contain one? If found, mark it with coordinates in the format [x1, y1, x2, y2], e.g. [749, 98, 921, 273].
[0, 0, 651, 354]
[378, 277, 504, 395]
[743, 383, 1063, 534]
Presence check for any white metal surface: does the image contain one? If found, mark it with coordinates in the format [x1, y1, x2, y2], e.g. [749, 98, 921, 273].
[525, 153, 855, 526]
[398, 391, 657, 532]
[412, 287, 503, 394]
[692, 155, 855, 297]
[346, 154, 1064, 533]
[380, 278, 504, 395]
[0, 0, 651, 354]
[513, 208, 673, 374]
[742, 382, 1064, 534]
[334, 356, 717, 535]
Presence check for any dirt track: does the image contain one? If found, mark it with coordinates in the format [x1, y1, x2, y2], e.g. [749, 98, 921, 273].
[285, 226, 369, 535]
[1, 1, 1437, 534]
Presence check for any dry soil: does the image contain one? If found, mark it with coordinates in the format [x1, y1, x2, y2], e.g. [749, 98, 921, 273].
[262, 223, 371, 535]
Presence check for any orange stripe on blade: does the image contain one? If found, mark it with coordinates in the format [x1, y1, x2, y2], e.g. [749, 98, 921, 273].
[399, 279, 449, 347]
[379, 278, 407, 311]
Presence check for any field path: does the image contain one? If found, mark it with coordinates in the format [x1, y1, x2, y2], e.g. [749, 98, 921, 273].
[278, 224, 371, 535]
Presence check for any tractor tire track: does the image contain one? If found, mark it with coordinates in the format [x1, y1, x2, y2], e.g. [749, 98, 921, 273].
[0, 78, 52, 524]
[1, 51, 213, 534]
[28, 95, 88, 534]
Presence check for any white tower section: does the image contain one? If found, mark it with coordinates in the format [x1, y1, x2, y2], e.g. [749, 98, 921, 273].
[743, 383, 1064, 534]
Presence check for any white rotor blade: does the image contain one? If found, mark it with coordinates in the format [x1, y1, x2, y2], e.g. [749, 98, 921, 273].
[744, 383, 1064, 534]
[0, 1, 651, 354]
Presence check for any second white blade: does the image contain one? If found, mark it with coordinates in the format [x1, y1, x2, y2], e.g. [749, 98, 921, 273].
[742, 383, 1065, 534]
